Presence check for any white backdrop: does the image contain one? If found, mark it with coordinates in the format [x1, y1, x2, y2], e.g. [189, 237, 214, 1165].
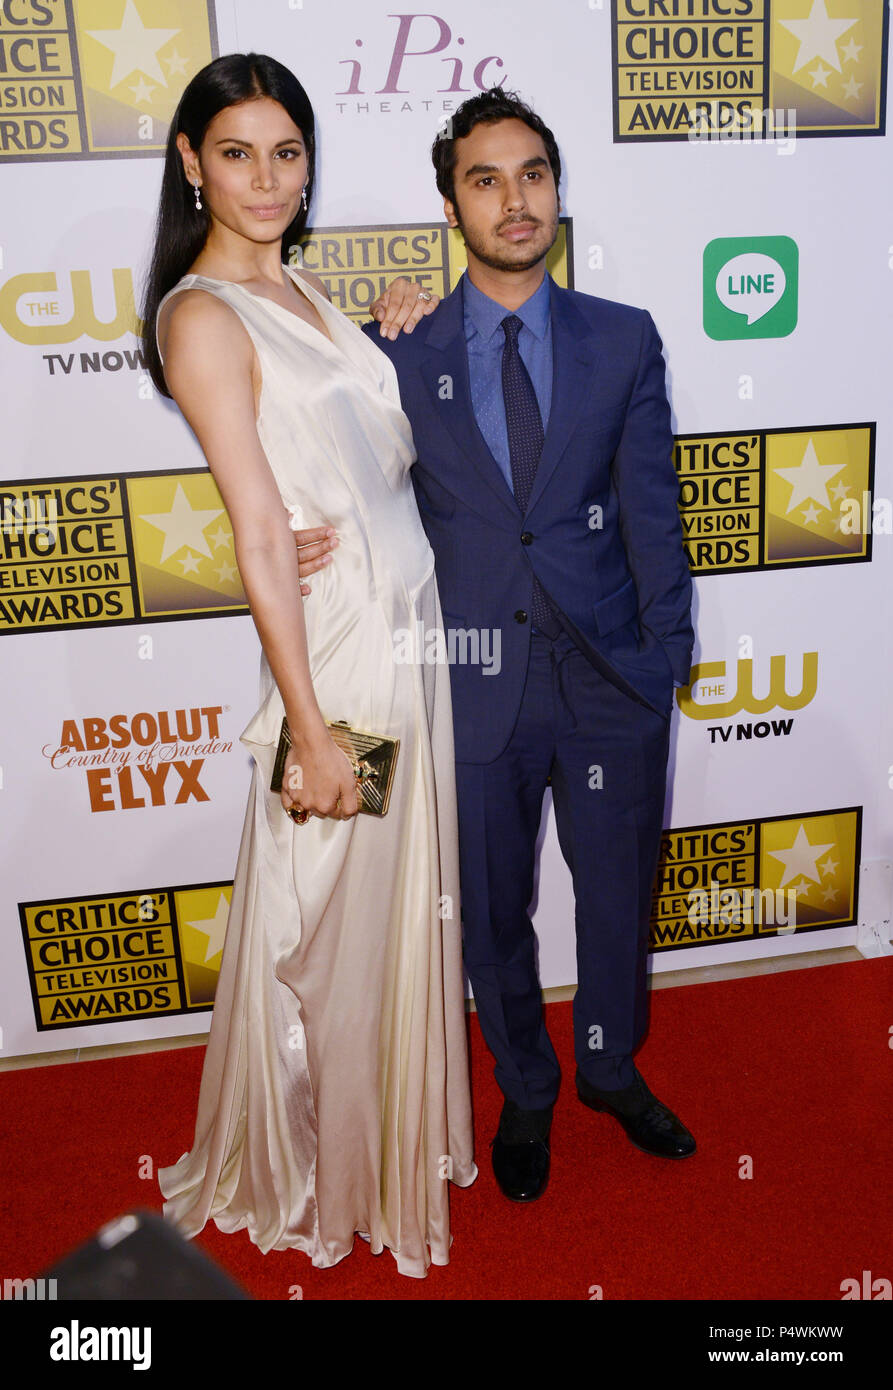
[1, 0, 890, 1059]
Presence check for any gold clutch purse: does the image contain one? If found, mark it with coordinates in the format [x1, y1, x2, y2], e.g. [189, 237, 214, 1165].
[270, 717, 399, 816]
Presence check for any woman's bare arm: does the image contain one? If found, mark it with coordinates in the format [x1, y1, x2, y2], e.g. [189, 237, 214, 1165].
[160, 290, 357, 818]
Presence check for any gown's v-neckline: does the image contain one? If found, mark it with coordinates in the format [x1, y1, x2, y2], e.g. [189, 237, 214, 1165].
[192, 265, 346, 359]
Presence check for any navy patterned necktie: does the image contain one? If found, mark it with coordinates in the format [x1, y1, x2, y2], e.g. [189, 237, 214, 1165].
[501, 314, 560, 635]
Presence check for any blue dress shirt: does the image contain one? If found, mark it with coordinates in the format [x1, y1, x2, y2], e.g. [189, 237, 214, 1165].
[463, 272, 552, 496]
[462, 271, 683, 684]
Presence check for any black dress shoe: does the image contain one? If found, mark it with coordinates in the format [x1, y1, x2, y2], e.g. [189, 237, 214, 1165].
[576, 1067, 696, 1158]
[490, 1098, 552, 1202]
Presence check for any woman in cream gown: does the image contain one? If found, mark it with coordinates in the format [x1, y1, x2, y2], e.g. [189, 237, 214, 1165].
[146, 54, 476, 1281]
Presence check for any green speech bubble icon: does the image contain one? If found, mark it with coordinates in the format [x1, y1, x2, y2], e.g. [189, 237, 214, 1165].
[704, 236, 798, 340]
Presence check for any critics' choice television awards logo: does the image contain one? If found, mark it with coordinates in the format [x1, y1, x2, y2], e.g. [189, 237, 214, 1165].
[703, 235, 798, 339]
[650, 807, 861, 950]
[0, 472, 249, 632]
[612, 0, 888, 140]
[0, 0, 217, 162]
[674, 422, 875, 573]
[19, 882, 233, 1029]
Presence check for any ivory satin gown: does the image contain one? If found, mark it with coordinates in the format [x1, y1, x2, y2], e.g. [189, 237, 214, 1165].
[154, 266, 477, 1278]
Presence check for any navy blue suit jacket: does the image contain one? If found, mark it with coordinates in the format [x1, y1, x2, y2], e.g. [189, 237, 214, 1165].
[363, 274, 694, 763]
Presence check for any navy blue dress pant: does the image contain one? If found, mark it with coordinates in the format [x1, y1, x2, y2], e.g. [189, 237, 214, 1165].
[455, 628, 670, 1111]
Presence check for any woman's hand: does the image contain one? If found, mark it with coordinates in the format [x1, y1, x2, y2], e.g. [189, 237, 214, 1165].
[294, 524, 338, 596]
[280, 728, 359, 822]
[370, 277, 440, 340]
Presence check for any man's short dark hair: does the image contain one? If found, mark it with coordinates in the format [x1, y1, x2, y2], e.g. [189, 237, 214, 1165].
[431, 88, 561, 206]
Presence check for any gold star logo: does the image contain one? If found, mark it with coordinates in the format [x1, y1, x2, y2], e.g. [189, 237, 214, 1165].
[86, 0, 179, 90]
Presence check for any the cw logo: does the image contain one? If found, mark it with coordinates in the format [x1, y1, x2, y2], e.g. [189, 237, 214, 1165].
[677, 654, 818, 721]
[0, 270, 140, 345]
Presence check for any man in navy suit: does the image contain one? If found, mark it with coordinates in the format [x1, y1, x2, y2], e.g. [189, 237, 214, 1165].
[295, 89, 696, 1201]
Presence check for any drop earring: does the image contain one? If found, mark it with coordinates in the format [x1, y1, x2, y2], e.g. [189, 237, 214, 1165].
[193, 179, 203, 211]
[301, 185, 307, 210]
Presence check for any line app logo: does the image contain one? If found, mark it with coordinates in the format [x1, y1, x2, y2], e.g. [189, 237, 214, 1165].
[612, 0, 887, 141]
[704, 235, 798, 339]
[0, 0, 218, 162]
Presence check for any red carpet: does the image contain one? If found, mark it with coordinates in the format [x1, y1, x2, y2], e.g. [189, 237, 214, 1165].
[2, 958, 891, 1300]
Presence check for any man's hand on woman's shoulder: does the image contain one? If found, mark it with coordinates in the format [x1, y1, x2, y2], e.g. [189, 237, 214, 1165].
[369, 277, 440, 340]
[292, 268, 440, 338]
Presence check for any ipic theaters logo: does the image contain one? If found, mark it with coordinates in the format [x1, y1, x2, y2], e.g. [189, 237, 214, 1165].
[0, 0, 217, 162]
[0, 265, 145, 376]
[43, 704, 233, 812]
[677, 646, 817, 742]
[675, 422, 875, 573]
[0, 471, 248, 633]
[334, 11, 506, 116]
[19, 881, 232, 1028]
[704, 236, 798, 339]
[289, 218, 574, 324]
[650, 807, 860, 950]
[612, 0, 887, 141]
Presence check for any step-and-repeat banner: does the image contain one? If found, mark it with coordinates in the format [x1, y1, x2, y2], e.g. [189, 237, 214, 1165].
[1, 1, 890, 1058]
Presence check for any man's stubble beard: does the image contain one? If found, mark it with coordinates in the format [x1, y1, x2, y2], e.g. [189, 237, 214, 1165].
[452, 206, 559, 274]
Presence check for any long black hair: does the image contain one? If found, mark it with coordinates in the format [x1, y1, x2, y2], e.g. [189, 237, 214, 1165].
[141, 52, 316, 397]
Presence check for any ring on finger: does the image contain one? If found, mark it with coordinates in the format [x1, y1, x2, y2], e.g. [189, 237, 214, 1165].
[416, 290, 433, 303]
